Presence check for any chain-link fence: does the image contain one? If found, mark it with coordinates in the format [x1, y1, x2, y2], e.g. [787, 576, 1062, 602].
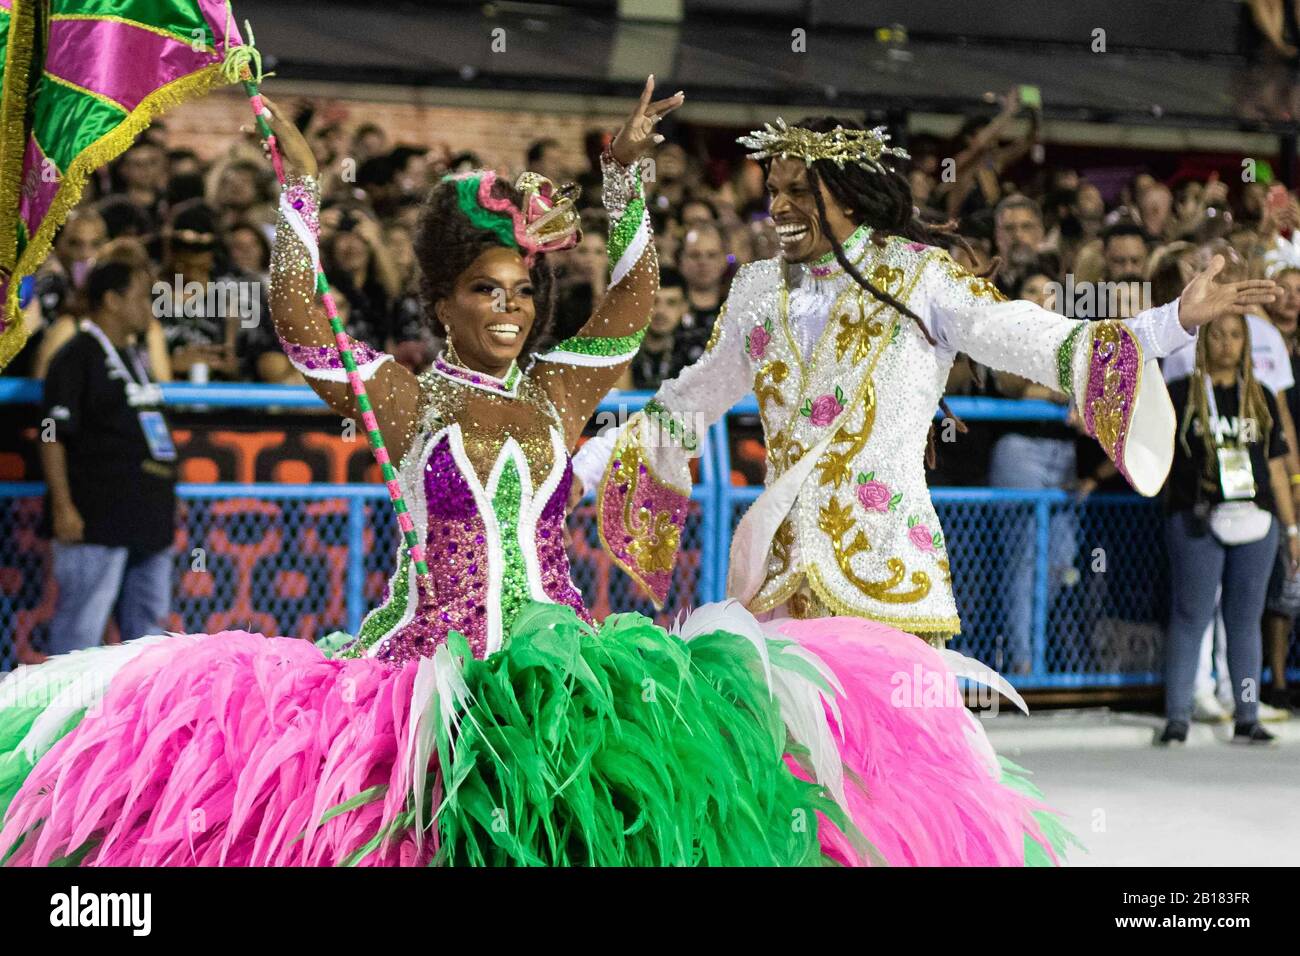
[6, 479, 1297, 685]
[0, 480, 719, 672]
[4, 386, 1299, 687]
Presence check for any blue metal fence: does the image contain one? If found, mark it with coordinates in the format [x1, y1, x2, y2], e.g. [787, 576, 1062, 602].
[2, 382, 1296, 687]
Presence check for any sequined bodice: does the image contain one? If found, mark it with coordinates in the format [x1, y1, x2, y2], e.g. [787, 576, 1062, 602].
[341, 365, 591, 666]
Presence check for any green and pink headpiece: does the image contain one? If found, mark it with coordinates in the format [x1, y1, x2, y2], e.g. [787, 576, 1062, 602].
[443, 170, 582, 265]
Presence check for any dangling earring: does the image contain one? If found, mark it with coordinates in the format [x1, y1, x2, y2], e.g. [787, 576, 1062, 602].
[446, 335, 462, 366]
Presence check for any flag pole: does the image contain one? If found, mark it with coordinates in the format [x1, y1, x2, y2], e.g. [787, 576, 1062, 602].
[220, 17, 431, 586]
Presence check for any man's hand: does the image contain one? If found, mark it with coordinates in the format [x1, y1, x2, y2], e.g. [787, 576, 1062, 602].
[610, 75, 685, 167]
[1177, 254, 1279, 331]
[53, 500, 84, 543]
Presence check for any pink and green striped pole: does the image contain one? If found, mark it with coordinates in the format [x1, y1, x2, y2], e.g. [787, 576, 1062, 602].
[223, 27, 430, 583]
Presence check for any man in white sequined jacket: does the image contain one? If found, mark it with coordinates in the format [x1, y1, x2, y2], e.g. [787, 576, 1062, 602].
[573, 117, 1278, 645]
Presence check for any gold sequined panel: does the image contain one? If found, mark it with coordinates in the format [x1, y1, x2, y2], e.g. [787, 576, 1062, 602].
[817, 496, 930, 603]
[816, 380, 878, 489]
[834, 266, 898, 364]
[768, 516, 796, 581]
[754, 360, 791, 436]
[413, 370, 558, 483]
[1088, 322, 1127, 459]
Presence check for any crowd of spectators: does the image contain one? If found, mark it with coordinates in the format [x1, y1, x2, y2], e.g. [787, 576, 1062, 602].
[15, 87, 1300, 490]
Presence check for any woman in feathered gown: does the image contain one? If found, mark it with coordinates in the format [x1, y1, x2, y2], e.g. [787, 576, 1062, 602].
[0, 81, 1068, 867]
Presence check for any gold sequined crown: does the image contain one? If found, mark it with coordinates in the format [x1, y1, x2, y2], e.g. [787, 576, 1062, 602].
[737, 118, 910, 174]
[515, 172, 582, 251]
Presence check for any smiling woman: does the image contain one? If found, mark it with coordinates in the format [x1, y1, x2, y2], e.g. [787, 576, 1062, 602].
[415, 182, 551, 377]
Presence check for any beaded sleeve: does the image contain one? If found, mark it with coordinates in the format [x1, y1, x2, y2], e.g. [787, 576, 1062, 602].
[922, 251, 1185, 495]
[533, 151, 657, 445]
[269, 174, 423, 463]
[572, 261, 752, 491]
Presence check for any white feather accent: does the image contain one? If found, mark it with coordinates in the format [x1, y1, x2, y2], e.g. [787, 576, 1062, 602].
[959, 707, 1002, 779]
[673, 601, 850, 818]
[726, 431, 835, 606]
[938, 647, 1029, 715]
[406, 655, 440, 843]
[0, 634, 177, 759]
[935, 647, 1029, 779]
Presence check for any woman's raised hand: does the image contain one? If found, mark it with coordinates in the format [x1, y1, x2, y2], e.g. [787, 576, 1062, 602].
[254, 95, 318, 179]
[610, 75, 684, 167]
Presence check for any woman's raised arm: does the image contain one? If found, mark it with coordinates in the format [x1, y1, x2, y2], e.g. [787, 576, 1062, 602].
[262, 97, 425, 465]
[534, 76, 684, 446]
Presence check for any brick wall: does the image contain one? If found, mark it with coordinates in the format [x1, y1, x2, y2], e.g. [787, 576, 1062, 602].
[162, 87, 626, 177]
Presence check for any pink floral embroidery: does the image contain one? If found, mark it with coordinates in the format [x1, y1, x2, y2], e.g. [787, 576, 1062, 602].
[857, 480, 891, 512]
[906, 514, 944, 552]
[809, 395, 842, 426]
[802, 385, 845, 426]
[908, 524, 935, 552]
[747, 325, 770, 360]
[906, 242, 927, 252]
[854, 470, 901, 513]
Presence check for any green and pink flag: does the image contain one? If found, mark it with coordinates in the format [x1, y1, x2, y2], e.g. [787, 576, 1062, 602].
[0, 0, 243, 370]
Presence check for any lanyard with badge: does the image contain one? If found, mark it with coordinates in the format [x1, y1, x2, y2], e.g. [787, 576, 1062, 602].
[79, 319, 177, 461]
[1204, 376, 1255, 500]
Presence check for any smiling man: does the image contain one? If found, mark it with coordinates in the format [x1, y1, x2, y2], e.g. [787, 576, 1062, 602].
[574, 116, 1278, 646]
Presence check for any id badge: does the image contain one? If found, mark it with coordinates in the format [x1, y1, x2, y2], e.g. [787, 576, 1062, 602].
[137, 410, 177, 461]
[1217, 447, 1256, 500]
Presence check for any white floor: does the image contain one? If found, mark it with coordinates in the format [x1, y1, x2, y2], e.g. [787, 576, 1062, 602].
[986, 711, 1300, 866]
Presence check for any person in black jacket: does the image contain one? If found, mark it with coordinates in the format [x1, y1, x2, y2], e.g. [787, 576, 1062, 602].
[1160, 312, 1299, 744]
[40, 258, 177, 656]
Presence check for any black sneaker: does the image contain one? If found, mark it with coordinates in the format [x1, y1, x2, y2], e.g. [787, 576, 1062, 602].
[1157, 721, 1189, 745]
[1262, 686, 1294, 712]
[1232, 722, 1276, 744]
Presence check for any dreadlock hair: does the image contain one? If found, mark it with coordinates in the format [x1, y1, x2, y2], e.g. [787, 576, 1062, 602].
[1179, 313, 1273, 495]
[414, 173, 560, 362]
[793, 117, 976, 463]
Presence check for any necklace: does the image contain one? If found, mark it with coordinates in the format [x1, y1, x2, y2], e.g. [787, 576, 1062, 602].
[431, 343, 522, 398]
[804, 223, 872, 279]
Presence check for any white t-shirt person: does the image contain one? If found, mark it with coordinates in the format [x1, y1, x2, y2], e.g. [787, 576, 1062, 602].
[1161, 312, 1295, 396]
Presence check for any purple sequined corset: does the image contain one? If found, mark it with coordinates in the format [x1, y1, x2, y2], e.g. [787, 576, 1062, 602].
[536, 456, 590, 625]
[373, 434, 591, 667]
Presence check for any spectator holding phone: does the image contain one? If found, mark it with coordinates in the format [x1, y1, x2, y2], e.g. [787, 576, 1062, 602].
[156, 201, 240, 380]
